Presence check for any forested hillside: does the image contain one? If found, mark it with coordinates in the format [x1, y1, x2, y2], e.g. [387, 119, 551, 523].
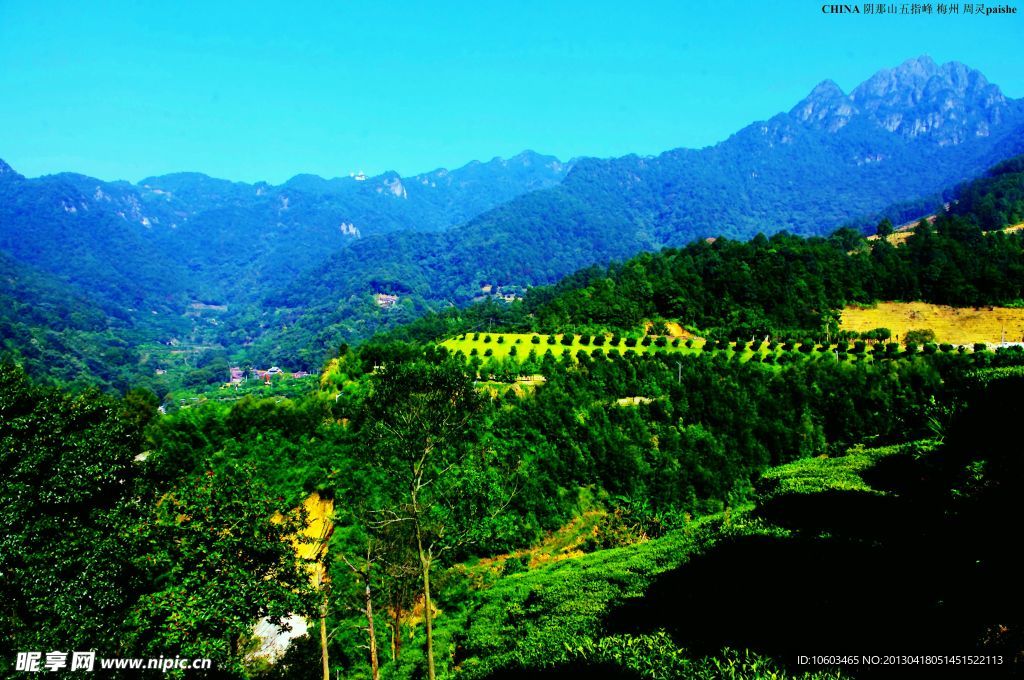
[249, 57, 1024, 366]
[358, 152, 1024, 356]
[4, 58, 1024, 388]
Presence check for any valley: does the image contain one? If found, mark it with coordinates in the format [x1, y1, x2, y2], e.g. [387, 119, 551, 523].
[4, 49, 1024, 680]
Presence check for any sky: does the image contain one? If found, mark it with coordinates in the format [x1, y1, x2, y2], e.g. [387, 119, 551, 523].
[1, 1, 1022, 184]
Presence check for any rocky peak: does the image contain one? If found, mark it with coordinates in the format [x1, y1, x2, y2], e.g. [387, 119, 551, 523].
[849, 56, 1012, 141]
[790, 79, 857, 131]
[787, 56, 1019, 144]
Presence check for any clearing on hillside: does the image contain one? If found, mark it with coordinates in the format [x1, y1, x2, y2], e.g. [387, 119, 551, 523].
[842, 302, 1024, 345]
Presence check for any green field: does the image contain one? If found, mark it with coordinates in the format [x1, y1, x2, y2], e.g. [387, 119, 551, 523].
[440, 332, 956, 368]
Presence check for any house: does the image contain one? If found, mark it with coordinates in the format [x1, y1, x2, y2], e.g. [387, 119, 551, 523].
[374, 293, 399, 309]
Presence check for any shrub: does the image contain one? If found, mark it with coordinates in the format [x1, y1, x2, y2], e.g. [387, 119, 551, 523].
[733, 340, 746, 352]
[939, 343, 953, 353]
[560, 334, 574, 346]
[508, 345, 517, 357]
[579, 335, 591, 346]
[640, 336, 652, 347]
[973, 342, 988, 353]
[484, 348, 493, 357]
[905, 342, 918, 354]
[610, 334, 621, 346]
[781, 341, 794, 352]
[469, 348, 479, 356]
[497, 336, 505, 344]
[905, 328, 936, 345]
[531, 335, 540, 344]
[483, 335, 492, 343]
[672, 338, 681, 347]
[624, 338, 637, 348]
[923, 342, 937, 355]
[547, 335, 557, 345]
[472, 333, 480, 341]
[591, 348, 605, 359]
[853, 340, 866, 354]
[685, 339, 694, 348]
[594, 335, 605, 346]
[655, 337, 668, 348]
[885, 342, 900, 354]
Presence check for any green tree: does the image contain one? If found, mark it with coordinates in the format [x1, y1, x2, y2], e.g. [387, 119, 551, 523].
[0, 364, 145, 662]
[361, 359, 491, 680]
[126, 463, 315, 676]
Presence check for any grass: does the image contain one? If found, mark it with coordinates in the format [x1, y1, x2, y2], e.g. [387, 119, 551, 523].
[436, 440, 939, 678]
[841, 301, 1024, 345]
[756, 440, 936, 500]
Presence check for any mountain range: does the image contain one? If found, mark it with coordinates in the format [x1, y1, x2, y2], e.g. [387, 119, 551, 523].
[3, 56, 1023, 389]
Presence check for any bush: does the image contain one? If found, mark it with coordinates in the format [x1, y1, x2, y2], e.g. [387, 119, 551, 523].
[905, 342, 918, 354]
[610, 334, 621, 346]
[640, 336, 652, 347]
[885, 342, 900, 354]
[473, 333, 480, 341]
[733, 340, 746, 352]
[974, 342, 988, 353]
[470, 348, 479, 356]
[685, 339, 694, 348]
[905, 328, 936, 345]
[672, 338, 681, 347]
[940, 343, 954, 353]
[853, 340, 866, 354]
[579, 335, 591, 346]
[624, 338, 637, 348]
[531, 335, 540, 344]
[594, 335, 605, 346]
[923, 342, 937, 355]
[655, 337, 668, 348]
[483, 335, 492, 343]
[484, 348, 493, 357]
[560, 335, 574, 346]
[547, 335, 557, 345]
[591, 348, 605, 359]
[497, 336, 505, 344]
[509, 345, 518, 357]
[781, 341, 794, 352]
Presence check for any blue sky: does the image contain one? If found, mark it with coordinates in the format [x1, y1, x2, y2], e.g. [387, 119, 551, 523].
[1, 1, 1021, 183]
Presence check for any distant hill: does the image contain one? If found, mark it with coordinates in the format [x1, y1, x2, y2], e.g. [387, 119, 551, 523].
[4, 56, 1024, 379]
[254, 57, 1024, 365]
[0, 151, 569, 384]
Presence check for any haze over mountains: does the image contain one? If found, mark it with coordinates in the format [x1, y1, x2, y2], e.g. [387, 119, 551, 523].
[3, 56, 1024, 387]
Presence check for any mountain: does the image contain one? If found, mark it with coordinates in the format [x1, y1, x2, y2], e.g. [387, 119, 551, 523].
[253, 57, 1024, 365]
[0, 152, 569, 385]
[4, 56, 1024, 381]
